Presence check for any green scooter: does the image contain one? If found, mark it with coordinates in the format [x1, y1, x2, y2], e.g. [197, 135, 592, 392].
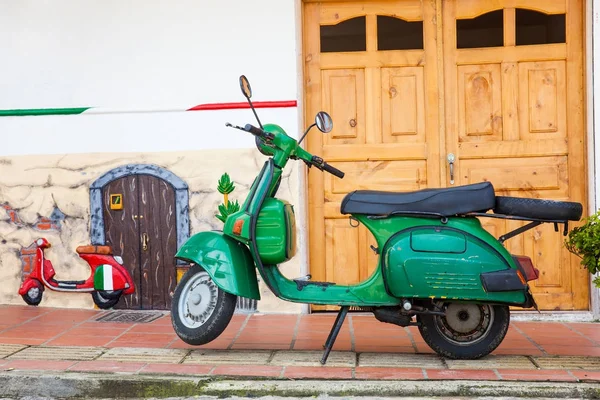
[170, 75, 583, 364]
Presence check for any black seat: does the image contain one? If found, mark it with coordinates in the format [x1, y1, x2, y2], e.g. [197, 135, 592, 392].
[340, 182, 496, 217]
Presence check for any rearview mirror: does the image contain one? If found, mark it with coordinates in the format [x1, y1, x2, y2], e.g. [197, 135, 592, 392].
[239, 75, 252, 99]
[315, 111, 333, 133]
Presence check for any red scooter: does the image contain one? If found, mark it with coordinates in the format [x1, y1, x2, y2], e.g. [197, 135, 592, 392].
[19, 238, 135, 309]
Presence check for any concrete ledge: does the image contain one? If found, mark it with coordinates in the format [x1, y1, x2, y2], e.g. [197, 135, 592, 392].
[509, 311, 597, 322]
[0, 371, 599, 399]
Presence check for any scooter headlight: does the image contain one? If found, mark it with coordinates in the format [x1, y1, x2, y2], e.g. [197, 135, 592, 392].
[113, 256, 124, 265]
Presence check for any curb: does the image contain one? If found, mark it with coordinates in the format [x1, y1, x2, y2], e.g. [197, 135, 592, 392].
[0, 371, 599, 399]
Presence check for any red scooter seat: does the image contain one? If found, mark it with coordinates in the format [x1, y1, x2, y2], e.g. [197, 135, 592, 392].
[76, 245, 113, 255]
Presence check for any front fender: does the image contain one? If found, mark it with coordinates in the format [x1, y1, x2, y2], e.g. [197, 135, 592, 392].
[175, 231, 260, 300]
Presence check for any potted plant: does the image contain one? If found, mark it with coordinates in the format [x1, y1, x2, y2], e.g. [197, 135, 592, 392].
[565, 210, 600, 287]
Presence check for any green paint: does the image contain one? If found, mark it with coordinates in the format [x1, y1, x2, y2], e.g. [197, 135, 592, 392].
[255, 198, 297, 265]
[175, 231, 260, 300]
[0, 107, 90, 117]
[93, 265, 105, 290]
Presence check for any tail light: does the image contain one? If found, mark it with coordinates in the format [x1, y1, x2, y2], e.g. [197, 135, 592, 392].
[512, 255, 539, 281]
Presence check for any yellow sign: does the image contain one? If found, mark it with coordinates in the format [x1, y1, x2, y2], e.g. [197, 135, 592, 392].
[110, 194, 123, 210]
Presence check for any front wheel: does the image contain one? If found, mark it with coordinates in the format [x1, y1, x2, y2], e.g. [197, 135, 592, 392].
[171, 264, 237, 345]
[417, 302, 510, 359]
[21, 280, 44, 306]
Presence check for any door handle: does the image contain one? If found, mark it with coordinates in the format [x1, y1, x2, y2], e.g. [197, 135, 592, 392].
[447, 153, 455, 185]
[141, 233, 149, 251]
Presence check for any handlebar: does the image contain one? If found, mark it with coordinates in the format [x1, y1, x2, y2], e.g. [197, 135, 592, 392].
[226, 122, 274, 140]
[322, 162, 345, 179]
[243, 124, 274, 140]
[311, 156, 345, 179]
[225, 122, 344, 179]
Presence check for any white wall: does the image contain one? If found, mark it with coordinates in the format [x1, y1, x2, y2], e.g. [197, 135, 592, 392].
[0, 0, 300, 155]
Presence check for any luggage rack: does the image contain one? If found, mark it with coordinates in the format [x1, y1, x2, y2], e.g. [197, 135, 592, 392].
[464, 212, 570, 244]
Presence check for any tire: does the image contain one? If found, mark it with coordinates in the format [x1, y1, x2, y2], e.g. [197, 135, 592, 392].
[417, 302, 510, 359]
[171, 264, 237, 345]
[21, 280, 44, 306]
[92, 290, 121, 309]
[494, 196, 583, 221]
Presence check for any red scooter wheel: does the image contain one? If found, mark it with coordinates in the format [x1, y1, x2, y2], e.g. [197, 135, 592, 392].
[21, 280, 44, 306]
[92, 290, 122, 309]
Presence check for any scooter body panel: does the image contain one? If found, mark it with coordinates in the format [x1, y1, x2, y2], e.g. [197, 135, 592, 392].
[18, 278, 43, 296]
[382, 224, 527, 305]
[255, 213, 528, 306]
[175, 230, 261, 300]
[88, 254, 135, 295]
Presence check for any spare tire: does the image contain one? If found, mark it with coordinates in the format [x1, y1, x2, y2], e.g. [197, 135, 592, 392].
[494, 196, 583, 221]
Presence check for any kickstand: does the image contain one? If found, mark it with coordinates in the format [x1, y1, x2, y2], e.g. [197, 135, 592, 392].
[320, 306, 349, 365]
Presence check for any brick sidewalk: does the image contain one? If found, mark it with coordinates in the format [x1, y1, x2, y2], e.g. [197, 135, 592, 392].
[1, 305, 599, 382]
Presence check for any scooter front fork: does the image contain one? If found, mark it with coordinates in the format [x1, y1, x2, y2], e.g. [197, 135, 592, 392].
[320, 306, 349, 365]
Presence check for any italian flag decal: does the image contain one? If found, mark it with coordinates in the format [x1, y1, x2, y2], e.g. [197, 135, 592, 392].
[0, 101, 297, 117]
[94, 264, 114, 291]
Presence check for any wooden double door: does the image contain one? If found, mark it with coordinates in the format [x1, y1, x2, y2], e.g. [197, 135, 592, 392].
[303, 0, 588, 310]
[102, 175, 178, 310]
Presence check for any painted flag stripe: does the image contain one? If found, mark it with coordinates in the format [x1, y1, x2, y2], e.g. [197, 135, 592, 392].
[0, 107, 90, 117]
[0, 100, 297, 117]
[103, 264, 114, 291]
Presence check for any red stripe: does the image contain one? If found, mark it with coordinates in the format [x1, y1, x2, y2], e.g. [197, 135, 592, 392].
[187, 100, 297, 111]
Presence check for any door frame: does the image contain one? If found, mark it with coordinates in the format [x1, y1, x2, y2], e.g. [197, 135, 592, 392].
[298, 0, 599, 316]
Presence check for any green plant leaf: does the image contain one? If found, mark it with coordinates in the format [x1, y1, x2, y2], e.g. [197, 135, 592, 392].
[217, 173, 236, 195]
[565, 211, 600, 286]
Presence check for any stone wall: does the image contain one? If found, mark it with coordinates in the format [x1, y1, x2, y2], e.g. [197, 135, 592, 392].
[0, 148, 302, 313]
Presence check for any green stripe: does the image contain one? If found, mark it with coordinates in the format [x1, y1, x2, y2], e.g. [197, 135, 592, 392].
[0, 107, 90, 117]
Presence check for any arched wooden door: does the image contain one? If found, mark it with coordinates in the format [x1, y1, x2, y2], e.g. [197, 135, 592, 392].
[102, 175, 178, 310]
[303, 0, 588, 311]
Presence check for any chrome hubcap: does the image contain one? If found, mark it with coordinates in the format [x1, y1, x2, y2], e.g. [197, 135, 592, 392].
[434, 303, 494, 346]
[178, 271, 218, 329]
[27, 287, 40, 299]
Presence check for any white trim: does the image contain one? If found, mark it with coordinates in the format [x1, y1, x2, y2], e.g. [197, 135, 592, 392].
[510, 311, 595, 322]
[589, 0, 600, 318]
[40, 256, 93, 293]
[295, 0, 310, 315]
[102, 265, 114, 291]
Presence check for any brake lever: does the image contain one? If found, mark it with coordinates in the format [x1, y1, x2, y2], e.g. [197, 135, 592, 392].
[311, 155, 324, 169]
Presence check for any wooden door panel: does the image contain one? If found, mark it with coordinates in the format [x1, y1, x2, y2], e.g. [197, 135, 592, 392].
[457, 64, 503, 141]
[320, 1, 423, 25]
[381, 67, 425, 143]
[518, 61, 567, 140]
[138, 175, 177, 310]
[460, 156, 568, 196]
[324, 220, 379, 286]
[325, 219, 361, 285]
[322, 69, 366, 144]
[323, 160, 427, 218]
[102, 176, 141, 309]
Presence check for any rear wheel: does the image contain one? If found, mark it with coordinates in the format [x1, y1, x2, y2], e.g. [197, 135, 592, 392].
[171, 264, 237, 345]
[92, 290, 121, 309]
[418, 302, 509, 359]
